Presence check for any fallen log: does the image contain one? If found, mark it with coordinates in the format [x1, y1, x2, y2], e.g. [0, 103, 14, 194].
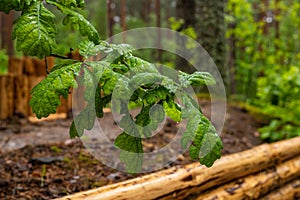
[262, 178, 300, 200]
[193, 156, 300, 200]
[56, 137, 300, 200]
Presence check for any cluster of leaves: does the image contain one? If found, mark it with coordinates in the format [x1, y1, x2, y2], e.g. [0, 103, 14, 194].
[226, 0, 300, 141]
[1, 0, 99, 58]
[257, 66, 300, 142]
[1, 0, 223, 172]
[31, 40, 222, 172]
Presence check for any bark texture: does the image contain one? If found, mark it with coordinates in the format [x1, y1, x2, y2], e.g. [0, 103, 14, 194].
[56, 137, 300, 200]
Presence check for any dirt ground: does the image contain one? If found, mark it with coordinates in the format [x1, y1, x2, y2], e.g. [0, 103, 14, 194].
[0, 101, 265, 199]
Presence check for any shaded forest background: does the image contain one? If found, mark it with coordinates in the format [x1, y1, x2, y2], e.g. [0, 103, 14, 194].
[0, 0, 300, 142]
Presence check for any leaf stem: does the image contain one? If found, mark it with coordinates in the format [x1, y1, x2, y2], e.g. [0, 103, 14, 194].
[50, 53, 72, 60]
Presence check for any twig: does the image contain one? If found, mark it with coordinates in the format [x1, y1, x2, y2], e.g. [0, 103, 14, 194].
[50, 53, 71, 60]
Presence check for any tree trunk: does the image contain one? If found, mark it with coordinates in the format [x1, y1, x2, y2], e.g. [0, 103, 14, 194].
[142, 0, 151, 24]
[227, 2, 237, 95]
[56, 137, 300, 200]
[0, 12, 14, 55]
[120, 0, 126, 42]
[175, 0, 196, 74]
[107, 0, 114, 42]
[155, 0, 162, 63]
[195, 0, 229, 92]
[176, 0, 196, 29]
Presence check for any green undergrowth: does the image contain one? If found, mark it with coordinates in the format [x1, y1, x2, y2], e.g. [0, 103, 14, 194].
[231, 99, 300, 142]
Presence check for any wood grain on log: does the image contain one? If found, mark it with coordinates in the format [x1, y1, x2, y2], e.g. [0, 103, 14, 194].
[262, 178, 300, 200]
[56, 137, 300, 200]
[193, 156, 300, 200]
[14, 75, 29, 117]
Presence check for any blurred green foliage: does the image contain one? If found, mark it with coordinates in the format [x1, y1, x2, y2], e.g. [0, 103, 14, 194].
[226, 0, 300, 141]
[0, 49, 8, 75]
[49, 0, 107, 55]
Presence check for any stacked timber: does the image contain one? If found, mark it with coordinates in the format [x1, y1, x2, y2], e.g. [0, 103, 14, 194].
[0, 56, 71, 119]
[56, 137, 300, 200]
[0, 74, 14, 119]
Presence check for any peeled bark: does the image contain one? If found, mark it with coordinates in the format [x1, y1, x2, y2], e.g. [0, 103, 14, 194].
[56, 137, 300, 200]
[194, 156, 300, 200]
[262, 179, 300, 200]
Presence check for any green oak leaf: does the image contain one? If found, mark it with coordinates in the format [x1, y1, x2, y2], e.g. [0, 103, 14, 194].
[189, 117, 223, 167]
[69, 102, 96, 138]
[179, 71, 216, 87]
[144, 86, 170, 105]
[78, 40, 108, 59]
[109, 43, 134, 55]
[84, 60, 108, 80]
[0, 0, 36, 13]
[123, 55, 159, 74]
[198, 129, 223, 167]
[104, 44, 134, 64]
[12, 2, 56, 58]
[30, 62, 81, 118]
[135, 104, 165, 138]
[95, 85, 103, 118]
[181, 94, 223, 167]
[58, 0, 84, 8]
[135, 105, 152, 127]
[81, 67, 97, 101]
[181, 96, 202, 149]
[50, 60, 77, 72]
[101, 69, 125, 95]
[163, 97, 181, 122]
[119, 114, 140, 137]
[47, 0, 99, 44]
[114, 132, 143, 173]
[128, 73, 178, 94]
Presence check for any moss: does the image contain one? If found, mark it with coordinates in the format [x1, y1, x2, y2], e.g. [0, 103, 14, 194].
[50, 145, 63, 153]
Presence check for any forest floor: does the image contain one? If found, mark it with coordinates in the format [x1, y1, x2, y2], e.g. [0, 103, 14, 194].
[0, 100, 266, 199]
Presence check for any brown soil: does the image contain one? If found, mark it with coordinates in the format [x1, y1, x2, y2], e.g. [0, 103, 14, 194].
[0, 101, 265, 199]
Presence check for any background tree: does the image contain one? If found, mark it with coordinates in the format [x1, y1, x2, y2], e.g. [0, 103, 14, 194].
[175, 0, 196, 74]
[0, 12, 14, 56]
[195, 0, 229, 92]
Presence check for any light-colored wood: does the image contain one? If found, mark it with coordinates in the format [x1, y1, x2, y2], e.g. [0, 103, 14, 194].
[56, 137, 300, 200]
[8, 57, 23, 76]
[57, 96, 69, 114]
[45, 56, 55, 72]
[31, 56, 55, 76]
[67, 88, 73, 118]
[28, 113, 67, 123]
[23, 56, 55, 76]
[160, 135, 300, 200]
[2, 56, 71, 119]
[0, 75, 14, 119]
[262, 179, 300, 200]
[23, 56, 35, 76]
[14, 75, 30, 116]
[195, 156, 300, 200]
